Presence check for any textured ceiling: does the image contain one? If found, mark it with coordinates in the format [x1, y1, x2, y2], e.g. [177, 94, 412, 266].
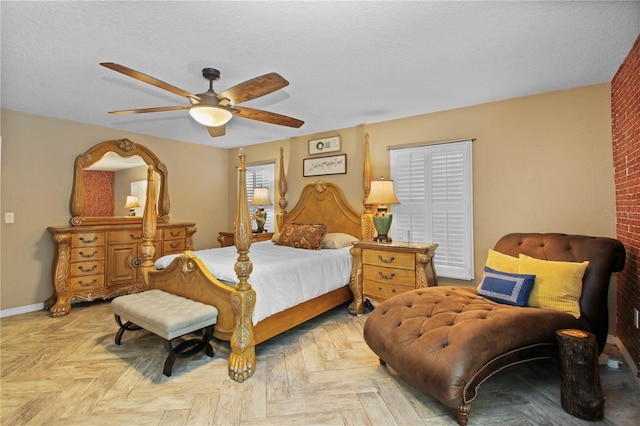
[2, 1, 639, 149]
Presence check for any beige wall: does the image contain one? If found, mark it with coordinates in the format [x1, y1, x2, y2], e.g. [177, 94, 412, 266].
[0, 110, 228, 311]
[229, 84, 618, 329]
[1, 83, 618, 331]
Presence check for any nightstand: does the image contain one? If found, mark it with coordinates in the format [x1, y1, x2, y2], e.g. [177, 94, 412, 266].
[348, 241, 438, 315]
[217, 231, 274, 247]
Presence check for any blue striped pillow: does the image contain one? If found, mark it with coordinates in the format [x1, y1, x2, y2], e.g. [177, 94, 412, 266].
[477, 266, 536, 306]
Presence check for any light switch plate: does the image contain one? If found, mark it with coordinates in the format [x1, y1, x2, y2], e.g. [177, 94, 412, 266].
[4, 212, 15, 223]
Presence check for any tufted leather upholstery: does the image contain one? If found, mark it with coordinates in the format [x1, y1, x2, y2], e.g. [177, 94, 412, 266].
[363, 233, 625, 425]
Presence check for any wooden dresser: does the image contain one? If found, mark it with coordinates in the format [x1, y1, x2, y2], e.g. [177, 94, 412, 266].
[46, 222, 196, 316]
[348, 241, 438, 315]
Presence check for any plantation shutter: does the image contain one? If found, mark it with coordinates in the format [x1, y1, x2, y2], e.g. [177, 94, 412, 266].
[246, 163, 275, 233]
[390, 140, 474, 280]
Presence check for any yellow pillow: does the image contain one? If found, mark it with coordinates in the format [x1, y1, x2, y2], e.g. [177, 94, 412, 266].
[485, 249, 519, 273]
[518, 254, 588, 318]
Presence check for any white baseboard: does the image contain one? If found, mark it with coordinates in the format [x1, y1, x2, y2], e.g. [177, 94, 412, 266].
[616, 336, 640, 386]
[0, 302, 45, 318]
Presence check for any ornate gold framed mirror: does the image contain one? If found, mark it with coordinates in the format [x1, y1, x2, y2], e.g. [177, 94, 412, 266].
[70, 138, 170, 226]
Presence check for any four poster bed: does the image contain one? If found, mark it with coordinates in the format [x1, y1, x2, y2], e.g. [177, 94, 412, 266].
[139, 144, 375, 382]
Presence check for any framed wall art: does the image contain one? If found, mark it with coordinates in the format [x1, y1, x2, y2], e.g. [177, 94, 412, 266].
[308, 136, 341, 155]
[303, 154, 347, 177]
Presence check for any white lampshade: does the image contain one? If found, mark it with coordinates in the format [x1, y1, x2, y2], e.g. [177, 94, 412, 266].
[188, 105, 232, 127]
[365, 180, 400, 206]
[251, 187, 273, 206]
[124, 196, 141, 208]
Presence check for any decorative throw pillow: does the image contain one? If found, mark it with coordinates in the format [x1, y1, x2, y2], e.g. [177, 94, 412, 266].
[276, 222, 327, 250]
[485, 249, 519, 273]
[322, 233, 358, 249]
[518, 254, 588, 319]
[477, 266, 536, 306]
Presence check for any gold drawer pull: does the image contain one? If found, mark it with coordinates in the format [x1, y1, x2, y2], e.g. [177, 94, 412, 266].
[170, 231, 182, 237]
[78, 265, 97, 273]
[378, 271, 396, 280]
[79, 236, 98, 243]
[378, 255, 395, 264]
[130, 234, 142, 240]
[170, 242, 180, 248]
[78, 279, 96, 287]
[79, 250, 98, 258]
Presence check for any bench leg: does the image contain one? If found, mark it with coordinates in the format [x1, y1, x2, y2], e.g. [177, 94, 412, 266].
[163, 325, 215, 377]
[114, 314, 143, 345]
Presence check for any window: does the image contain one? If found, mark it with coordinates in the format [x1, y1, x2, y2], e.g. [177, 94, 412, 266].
[390, 140, 474, 280]
[246, 162, 276, 233]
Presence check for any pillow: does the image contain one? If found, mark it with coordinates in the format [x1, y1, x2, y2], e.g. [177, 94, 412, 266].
[276, 223, 327, 250]
[477, 266, 536, 306]
[518, 254, 588, 319]
[271, 233, 280, 243]
[485, 249, 519, 273]
[323, 233, 358, 249]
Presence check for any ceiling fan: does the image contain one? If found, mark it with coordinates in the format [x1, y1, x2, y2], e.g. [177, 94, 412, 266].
[100, 62, 304, 137]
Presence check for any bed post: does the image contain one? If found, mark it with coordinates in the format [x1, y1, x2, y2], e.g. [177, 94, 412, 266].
[141, 165, 157, 287]
[276, 146, 288, 232]
[361, 133, 374, 241]
[229, 148, 257, 383]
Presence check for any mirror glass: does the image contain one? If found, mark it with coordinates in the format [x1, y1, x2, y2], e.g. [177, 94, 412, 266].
[83, 153, 152, 217]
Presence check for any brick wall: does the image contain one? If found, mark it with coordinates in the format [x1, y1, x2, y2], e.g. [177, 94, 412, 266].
[82, 170, 115, 216]
[611, 34, 640, 374]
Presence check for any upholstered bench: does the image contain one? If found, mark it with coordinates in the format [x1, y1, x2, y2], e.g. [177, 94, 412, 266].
[112, 289, 219, 376]
[363, 233, 625, 425]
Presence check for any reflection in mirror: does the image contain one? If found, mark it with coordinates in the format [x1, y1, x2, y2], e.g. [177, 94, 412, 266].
[70, 139, 169, 226]
[83, 153, 148, 217]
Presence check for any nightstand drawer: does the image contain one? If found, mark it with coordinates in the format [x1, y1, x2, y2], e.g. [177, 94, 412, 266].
[363, 249, 415, 270]
[364, 280, 414, 300]
[364, 265, 415, 286]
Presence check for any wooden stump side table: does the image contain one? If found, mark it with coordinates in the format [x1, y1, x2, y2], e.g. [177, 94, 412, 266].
[556, 329, 605, 421]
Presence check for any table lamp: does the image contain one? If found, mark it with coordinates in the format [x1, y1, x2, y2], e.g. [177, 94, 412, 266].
[365, 178, 400, 242]
[124, 196, 141, 216]
[250, 187, 273, 233]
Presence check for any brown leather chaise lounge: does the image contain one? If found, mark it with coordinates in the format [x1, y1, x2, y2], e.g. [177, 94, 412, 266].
[363, 233, 626, 425]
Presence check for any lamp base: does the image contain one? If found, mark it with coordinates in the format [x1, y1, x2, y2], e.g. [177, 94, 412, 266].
[374, 235, 392, 243]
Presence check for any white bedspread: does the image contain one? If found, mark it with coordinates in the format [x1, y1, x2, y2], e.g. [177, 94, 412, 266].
[154, 241, 352, 324]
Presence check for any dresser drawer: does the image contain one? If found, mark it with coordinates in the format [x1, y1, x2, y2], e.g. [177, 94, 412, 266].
[364, 280, 414, 300]
[163, 239, 185, 254]
[71, 247, 105, 262]
[164, 226, 186, 240]
[71, 232, 105, 247]
[70, 260, 105, 277]
[363, 249, 415, 270]
[108, 230, 144, 244]
[69, 274, 104, 292]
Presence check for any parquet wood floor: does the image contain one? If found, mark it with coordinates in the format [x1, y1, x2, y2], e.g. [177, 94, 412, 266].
[1, 300, 639, 425]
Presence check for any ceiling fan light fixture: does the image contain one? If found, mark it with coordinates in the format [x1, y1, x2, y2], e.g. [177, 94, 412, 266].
[188, 104, 232, 127]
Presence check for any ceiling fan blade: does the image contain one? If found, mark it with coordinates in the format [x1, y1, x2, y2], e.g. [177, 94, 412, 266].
[108, 105, 191, 115]
[233, 106, 304, 128]
[100, 62, 198, 100]
[218, 73, 289, 105]
[207, 125, 226, 137]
